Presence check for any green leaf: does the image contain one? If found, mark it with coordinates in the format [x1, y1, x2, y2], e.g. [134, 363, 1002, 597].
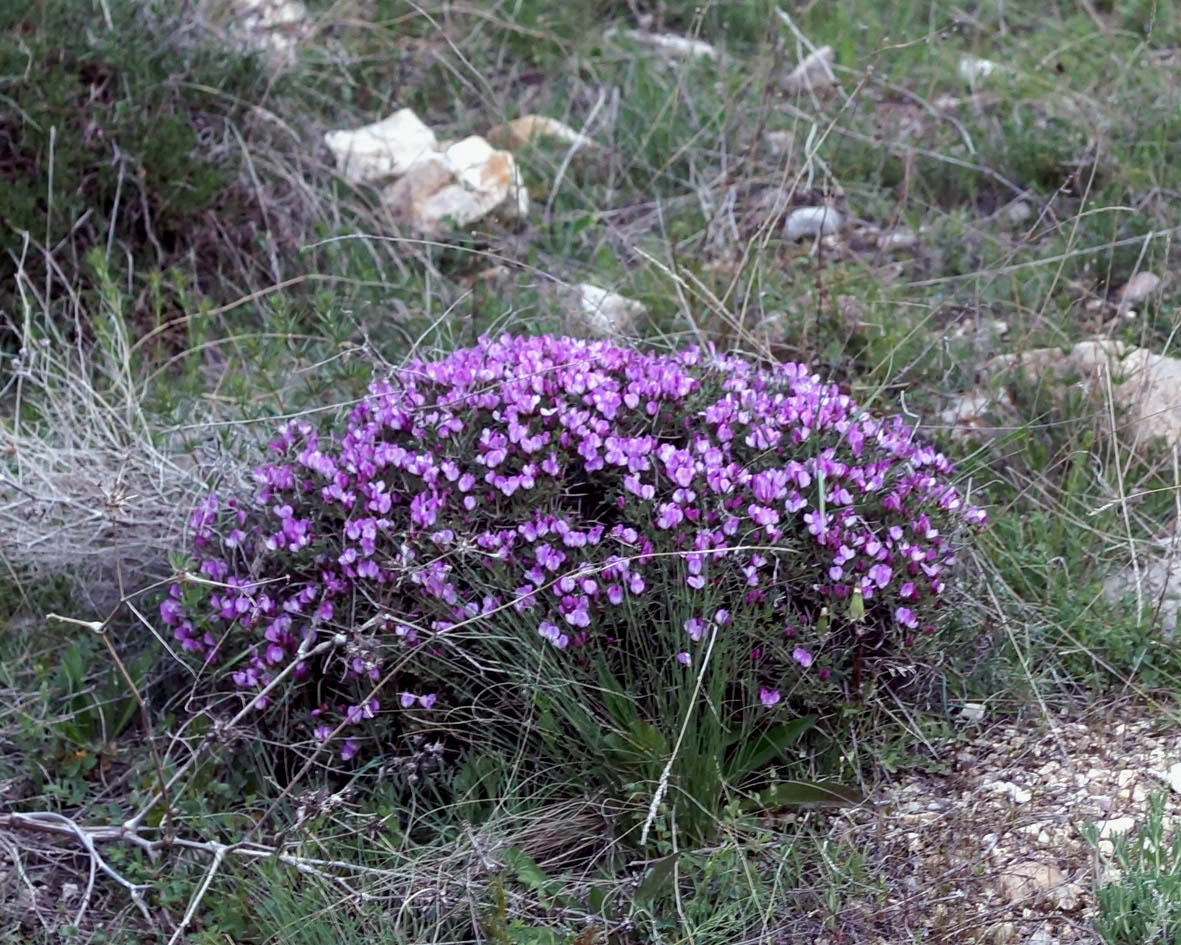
[605, 721, 668, 780]
[633, 854, 678, 910]
[597, 665, 639, 730]
[588, 884, 609, 918]
[726, 715, 815, 780]
[501, 847, 557, 896]
[752, 780, 864, 809]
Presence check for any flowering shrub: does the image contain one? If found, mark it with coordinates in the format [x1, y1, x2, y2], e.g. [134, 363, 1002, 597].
[164, 334, 985, 766]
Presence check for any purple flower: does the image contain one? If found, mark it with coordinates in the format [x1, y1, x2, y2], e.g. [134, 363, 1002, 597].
[173, 333, 985, 761]
[538, 620, 570, 649]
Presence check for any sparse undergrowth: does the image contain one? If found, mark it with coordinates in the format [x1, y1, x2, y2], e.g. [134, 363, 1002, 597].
[1, 0, 1180, 942]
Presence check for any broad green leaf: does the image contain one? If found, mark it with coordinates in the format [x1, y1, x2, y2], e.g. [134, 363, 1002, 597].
[501, 847, 552, 892]
[727, 715, 816, 780]
[634, 854, 678, 909]
[752, 780, 864, 809]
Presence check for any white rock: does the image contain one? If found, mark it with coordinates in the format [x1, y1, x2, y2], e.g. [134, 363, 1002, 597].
[1026, 924, 1055, 945]
[989, 922, 1017, 944]
[785, 206, 843, 240]
[487, 115, 597, 153]
[986, 780, 1032, 804]
[959, 56, 1003, 83]
[940, 385, 1018, 442]
[627, 31, 718, 60]
[879, 228, 918, 251]
[382, 135, 527, 231]
[226, 0, 308, 59]
[782, 45, 837, 94]
[987, 340, 1181, 448]
[999, 861, 1066, 905]
[1120, 271, 1163, 306]
[567, 283, 646, 338]
[1098, 816, 1136, 839]
[1165, 761, 1181, 793]
[953, 701, 986, 723]
[766, 130, 794, 155]
[1004, 200, 1033, 227]
[325, 109, 439, 184]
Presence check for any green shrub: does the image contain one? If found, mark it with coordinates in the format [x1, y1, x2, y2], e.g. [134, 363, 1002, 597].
[0, 0, 308, 336]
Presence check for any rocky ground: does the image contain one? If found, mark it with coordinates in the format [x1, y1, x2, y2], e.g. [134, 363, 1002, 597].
[825, 704, 1181, 944]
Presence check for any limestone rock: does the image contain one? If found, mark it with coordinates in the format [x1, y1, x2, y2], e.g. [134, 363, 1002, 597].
[563, 283, 646, 338]
[325, 109, 439, 184]
[785, 206, 843, 240]
[382, 136, 527, 231]
[487, 115, 596, 152]
[946, 340, 1181, 450]
[782, 46, 837, 94]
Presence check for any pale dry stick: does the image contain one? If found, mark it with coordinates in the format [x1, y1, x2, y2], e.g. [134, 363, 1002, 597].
[46, 608, 175, 840]
[12, 811, 152, 921]
[1031, 150, 1104, 333]
[228, 121, 282, 284]
[1, 833, 51, 934]
[1, 813, 420, 938]
[632, 246, 726, 340]
[1101, 362, 1144, 625]
[777, 99, 1026, 200]
[168, 843, 227, 945]
[543, 87, 606, 224]
[639, 623, 720, 848]
[726, 69, 868, 335]
[668, 807, 691, 944]
[1159, 446, 1181, 635]
[405, 1, 499, 108]
[982, 573, 1059, 737]
[43, 126, 54, 312]
[0, 810, 415, 880]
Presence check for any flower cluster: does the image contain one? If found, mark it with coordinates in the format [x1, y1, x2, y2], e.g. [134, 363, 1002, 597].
[165, 334, 985, 758]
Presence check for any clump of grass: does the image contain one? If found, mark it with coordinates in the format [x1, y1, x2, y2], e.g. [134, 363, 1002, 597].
[1086, 790, 1181, 945]
[0, 251, 230, 612]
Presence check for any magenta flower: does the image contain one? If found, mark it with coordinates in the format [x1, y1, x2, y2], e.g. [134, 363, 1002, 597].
[684, 617, 706, 642]
[538, 620, 570, 649]
[170, 333, 986, 764]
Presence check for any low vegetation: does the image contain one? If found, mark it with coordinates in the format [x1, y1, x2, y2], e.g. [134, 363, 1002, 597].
[1, 1, 1179, 943]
